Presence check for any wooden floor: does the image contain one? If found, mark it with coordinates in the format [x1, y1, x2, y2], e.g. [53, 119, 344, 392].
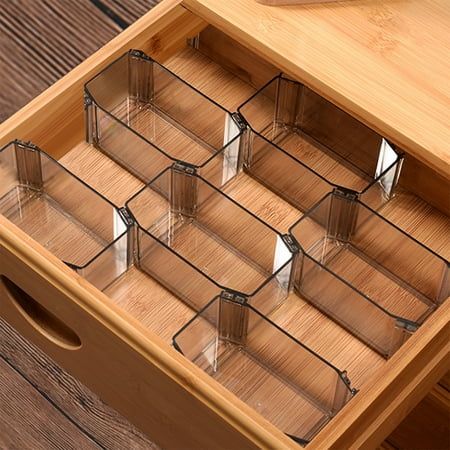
[0, 1, 448, 449]
[0, 1, 159, 448]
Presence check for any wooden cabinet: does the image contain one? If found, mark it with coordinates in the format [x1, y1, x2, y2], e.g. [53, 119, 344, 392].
[0, 1, 448, 448]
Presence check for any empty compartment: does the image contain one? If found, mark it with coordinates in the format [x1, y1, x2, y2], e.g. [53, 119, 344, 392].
[84, 49, 243, 185]
[202, 130, 335, 219]
[173, 293, 355, 444]
[0, 140, 129, 289]
[289, 189, 449, 357]
[125, 163, 296, 312]
[238, 75, 403, 208]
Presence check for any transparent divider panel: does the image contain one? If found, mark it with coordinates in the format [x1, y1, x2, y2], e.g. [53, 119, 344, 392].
[289, 190, 449, 357]
[0, 141, 129, 290]
[126, 164, 295, 312]
[173, 294, 354, 445]
[238, 75, 404, 209]
[85, 49, 243, 184]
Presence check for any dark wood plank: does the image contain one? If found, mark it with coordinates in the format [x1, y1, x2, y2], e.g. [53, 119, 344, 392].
[0, 357, 101, 450]
[385, 384, 450, 450]
[98, 0, 160, 26]
[440, 371, 450, 392]
[0, 1, 161, 447]
[0, 318, 159, 450]
[0, 0, 121, 122]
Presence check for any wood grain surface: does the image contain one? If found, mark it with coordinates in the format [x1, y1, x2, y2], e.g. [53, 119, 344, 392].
[257, 0, 344, 4]
[0, 1, 158, 448]
[100, 0, 159, 25]
[183, 0, 450, 179]
[0, 0, 123, 122]
[0, 356, 100, 450]
[0, 318, 158, 450]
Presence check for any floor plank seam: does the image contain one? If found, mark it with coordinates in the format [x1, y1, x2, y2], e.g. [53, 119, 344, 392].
[89, 0, 130, 29]
[0, 353, 107, 450]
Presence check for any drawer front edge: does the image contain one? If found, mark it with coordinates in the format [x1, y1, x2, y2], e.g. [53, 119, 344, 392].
[0, 217, 295, 449]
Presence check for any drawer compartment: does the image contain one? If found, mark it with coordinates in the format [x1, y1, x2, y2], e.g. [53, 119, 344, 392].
[173, 293, 354, 444]
[238, 75, 404, 208]
[290, 190, 449, 357]
[85, 50, 243, 187]
[0, 140, 128, 288]
[204, 130, 334, 221]
[125, 163, 295, 311]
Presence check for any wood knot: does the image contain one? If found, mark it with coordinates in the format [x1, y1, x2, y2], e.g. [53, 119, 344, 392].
[256, 11, 281, 34]
[149, 35, 162, 54]
[368, 6, 396, 28]
[368, 32, 397, 54]
[366, 6, 404, 55]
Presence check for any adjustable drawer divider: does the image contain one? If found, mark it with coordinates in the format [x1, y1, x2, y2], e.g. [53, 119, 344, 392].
[170, 162, 198, 218]
[14, 141, 44, 190]
[218, 291, 249, 346]
[128, 49, 154, 105]
[289, 191, 448, 357]
[327, 187, 359, 242]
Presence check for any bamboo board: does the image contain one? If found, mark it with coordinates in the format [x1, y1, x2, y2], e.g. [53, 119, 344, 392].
[257, 1, 344, 4]
[182, 0, 450, 179]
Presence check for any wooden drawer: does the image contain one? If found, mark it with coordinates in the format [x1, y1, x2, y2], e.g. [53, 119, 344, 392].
[0, 1, 448, 448]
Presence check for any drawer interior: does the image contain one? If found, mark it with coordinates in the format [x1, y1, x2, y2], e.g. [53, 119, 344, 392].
[58, 42, 388, 375]
[1, 16, 449, 446]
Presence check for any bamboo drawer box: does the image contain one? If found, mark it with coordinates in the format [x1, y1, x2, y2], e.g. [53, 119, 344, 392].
[0, 0, 448, 448]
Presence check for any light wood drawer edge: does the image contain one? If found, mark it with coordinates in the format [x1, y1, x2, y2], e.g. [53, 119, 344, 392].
[311, 311, 449, 449]
[0, 217, 298, 449]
